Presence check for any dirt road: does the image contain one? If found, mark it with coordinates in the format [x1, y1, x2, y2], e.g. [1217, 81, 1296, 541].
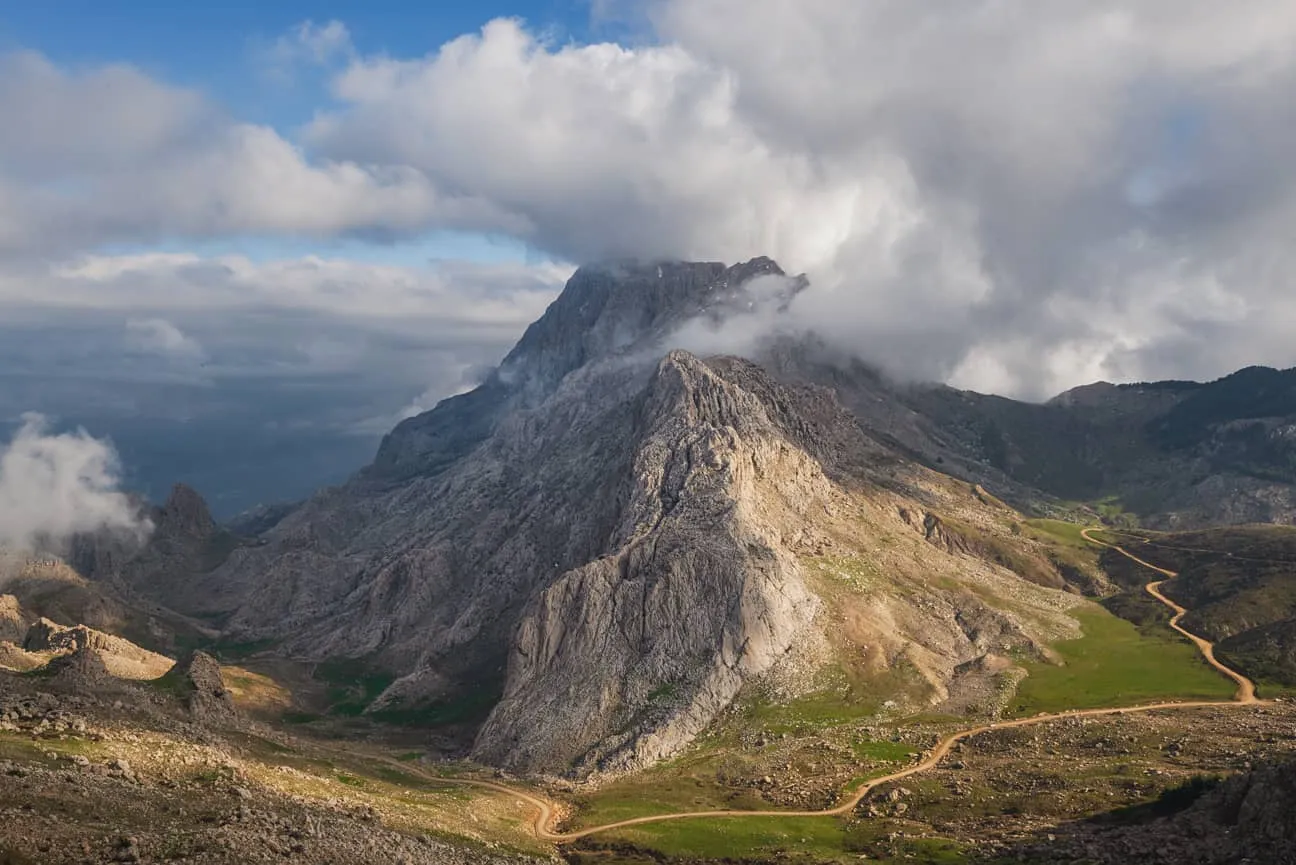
[402, 528, 1265, 843]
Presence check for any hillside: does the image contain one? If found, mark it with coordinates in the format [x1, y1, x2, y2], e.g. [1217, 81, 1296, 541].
[5, 257, 1296, 864]
[1097, 526, 1296, 692]
[757, 340, 1296, 528]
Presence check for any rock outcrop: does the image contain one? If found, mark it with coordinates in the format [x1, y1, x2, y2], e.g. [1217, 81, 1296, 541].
[0, 594, 26, 644]
[23, 618, 173, 680]
[1023, 759, 1296, 864]
[42, 643, 116, 688]
[170, 651, 239, 723]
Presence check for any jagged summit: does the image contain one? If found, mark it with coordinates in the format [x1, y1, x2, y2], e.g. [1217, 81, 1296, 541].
[370, 256, 797, 481]
[159, 483, 217, 539]
[500, 256, 790, 383]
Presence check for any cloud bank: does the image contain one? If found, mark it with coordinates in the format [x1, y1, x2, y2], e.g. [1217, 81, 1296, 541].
[2, 1, 1296, 412]
[298, 3, 1296, 397]
[0, 414, 149, 551]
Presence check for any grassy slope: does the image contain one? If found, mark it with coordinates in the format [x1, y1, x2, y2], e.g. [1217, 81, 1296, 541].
[575, 518, 1255, 863]
[1010, 604, 1236, 714]
[580, 816, 966, 865]
[1097, 526, 1296, 695]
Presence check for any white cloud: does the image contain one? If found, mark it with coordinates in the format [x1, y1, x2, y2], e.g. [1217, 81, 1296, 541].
[300, 5, 1296, 397]
[125, 317, 206, 361]
[4, 5, 1296, 398]
[0, 50, 520, 260]
[38, 253, 569, 325]
[0, 413, 150, 552]
[270, 20, 354, 69]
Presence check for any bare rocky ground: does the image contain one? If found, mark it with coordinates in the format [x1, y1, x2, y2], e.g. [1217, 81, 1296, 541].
[866, 702, 1296, 863]
[5, 637, 1296, 864]
[0, 673, 548, 865]
[561, 701, 1296, 863]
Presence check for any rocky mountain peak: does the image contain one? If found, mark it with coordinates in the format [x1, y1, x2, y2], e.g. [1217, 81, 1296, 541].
[497, 256, 789, 396]
[158, 484, 216, 539]
[1046, 381, 1119, 408]
[370, 257, 797, 481]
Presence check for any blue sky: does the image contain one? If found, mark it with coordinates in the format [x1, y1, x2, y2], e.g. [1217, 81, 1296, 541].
[0, 2, 595, 91]
[0, 2, 612, 150]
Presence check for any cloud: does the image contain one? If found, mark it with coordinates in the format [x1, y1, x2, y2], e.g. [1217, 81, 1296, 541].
[274, 20, 354, 66]
[0, 50, 520, 260]
[0, 254, 567, 515]
[125, 318, 206, 361]
[299, 5, 1296, 397]
[0, 413, 150, 552]
[5, 6, 1296, 399]
[257, 19, 356, 90]
[0, 254, 567, 426]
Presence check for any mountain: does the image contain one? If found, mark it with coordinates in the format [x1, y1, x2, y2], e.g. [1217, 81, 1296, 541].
[770, 339, 1296, 528]
[879, 367, 1296, 528]
[156, 259, 1094, 777]
[48, 258, 1295, 778]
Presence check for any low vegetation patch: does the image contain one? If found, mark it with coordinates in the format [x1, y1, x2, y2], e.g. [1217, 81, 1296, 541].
[1011, 604, 1236, 715]
[580, 815, 966, 864]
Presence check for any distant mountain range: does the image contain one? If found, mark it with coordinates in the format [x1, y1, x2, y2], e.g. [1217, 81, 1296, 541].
[793, 354, 1296, 528]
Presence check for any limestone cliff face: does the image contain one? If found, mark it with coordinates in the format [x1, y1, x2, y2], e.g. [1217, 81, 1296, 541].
[206, 261, 811, 720]
[473, 352, 826, 773]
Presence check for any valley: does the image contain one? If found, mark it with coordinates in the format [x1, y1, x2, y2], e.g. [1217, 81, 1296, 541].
[5, 526, 1294, 864]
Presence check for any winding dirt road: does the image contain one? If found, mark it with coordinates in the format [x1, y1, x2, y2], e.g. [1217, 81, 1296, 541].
[1081, 528, 1257, 704]
[404, 529, 1264, 843]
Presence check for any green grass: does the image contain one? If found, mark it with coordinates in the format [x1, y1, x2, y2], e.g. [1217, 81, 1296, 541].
[1093, 496, 1140, 527]
[588, 816, 967, 864]
[208, 638, 280, 662]
[735, 653, 934, 736]
[567, 766, 771, 830]
[850, 739, 919, 762]
[369, 683, 502, 727]
[313, 657, 396, 717]
[604, 816, 846, 861]
[1023, 518, 1091, 548]
[1010, 604, 1237, 715]
[568, 726, 922, 832]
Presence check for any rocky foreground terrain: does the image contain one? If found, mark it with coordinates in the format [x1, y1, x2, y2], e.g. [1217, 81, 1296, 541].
[1, 624, 546, 865]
